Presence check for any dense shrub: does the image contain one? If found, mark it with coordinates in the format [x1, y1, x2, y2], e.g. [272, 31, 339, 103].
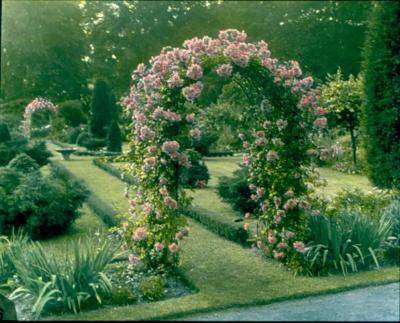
[327, 188, 394, 220]
[24, 141, 52, 167]
[57, 100, 87, 127]
[217, 166, 258, 215]
[0, 123, 11, 143]
[304, 211, 393, 276]
[0, 166, 89, 239]
[64, 125, 87, 144]
[362, 2, 400, 189]
[192, 129, 218, 156]
[106, 121, 122, 152]
[7, 153, 39, 173]
[0, 134, 51, 167]
[7, 236, 119, 318]
[76, 131, 105, 150]
[138, 276, 166, 301]
[30, 125, 52, 138]
[179, 149, 209, 188]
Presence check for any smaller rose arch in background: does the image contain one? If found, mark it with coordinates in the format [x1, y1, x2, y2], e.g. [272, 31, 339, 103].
[122, 29, 328, 274]
[23, 97, 57, 138]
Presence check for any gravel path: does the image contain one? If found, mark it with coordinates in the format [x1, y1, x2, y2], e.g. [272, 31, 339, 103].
[177, 282, 400, 321]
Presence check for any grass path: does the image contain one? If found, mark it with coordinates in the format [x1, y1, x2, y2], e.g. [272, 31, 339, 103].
[47, 143, 399, 321]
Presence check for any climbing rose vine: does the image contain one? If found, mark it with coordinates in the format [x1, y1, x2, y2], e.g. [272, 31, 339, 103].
[122, 29, 327, 273]
[23, 98, 57, 137]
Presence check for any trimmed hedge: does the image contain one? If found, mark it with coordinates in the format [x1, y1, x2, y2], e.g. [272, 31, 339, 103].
[92, 158, 136, 185]
[91, 159, 249, 246]
[49, 160, 118, 227]
[183, 208, 250, 246]
[362, 2, 400, 189]
[205, 151, 234, 157]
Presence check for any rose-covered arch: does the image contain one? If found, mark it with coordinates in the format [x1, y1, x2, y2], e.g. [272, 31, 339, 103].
[122, 29, 327, 273]
[23, 98, 57, 137]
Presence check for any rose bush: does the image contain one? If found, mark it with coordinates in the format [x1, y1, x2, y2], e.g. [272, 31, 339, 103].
[122, 29, 327, 273]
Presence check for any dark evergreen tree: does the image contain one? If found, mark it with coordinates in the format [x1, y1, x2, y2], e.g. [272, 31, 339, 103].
[89, 79, 112, 138]
[106, 121, 122, 153]
[0, 123, 11, 143]
[362, 2, 400, 189]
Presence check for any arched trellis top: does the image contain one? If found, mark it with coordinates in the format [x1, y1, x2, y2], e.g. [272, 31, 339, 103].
[23, 98, 57, 137]
[122, 29, 328, 274]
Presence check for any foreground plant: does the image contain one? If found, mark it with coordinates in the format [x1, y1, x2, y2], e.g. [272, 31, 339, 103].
[304, 211, 393, 276]
[6, 235, 120, 319]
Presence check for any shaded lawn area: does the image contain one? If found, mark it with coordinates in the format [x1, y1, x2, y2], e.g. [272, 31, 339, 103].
[45, 143, 399, 321]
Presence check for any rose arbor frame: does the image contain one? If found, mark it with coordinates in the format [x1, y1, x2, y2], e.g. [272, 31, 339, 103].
[23, 98, 57, 138]
[122, 29, 327, 273]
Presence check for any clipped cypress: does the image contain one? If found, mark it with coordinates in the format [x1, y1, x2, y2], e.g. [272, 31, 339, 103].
[106, 121, 122, 153]
[362, 2, 400, 189]
[89, 79, 112, 138]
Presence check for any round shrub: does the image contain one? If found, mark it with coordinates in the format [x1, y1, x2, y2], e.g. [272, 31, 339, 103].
[217, 166, 258, 215]
[138, 276, 166, 301]
[0, 123, 11, 143]
[57, 100, 87, 127]
[24, 141, 52, 167]
[76, 131, 91, 147]
[8, 153, 39, 173]
[0, 167, 89, 239]
[179, 149, 209, 188]
[76, 132, 105, 151]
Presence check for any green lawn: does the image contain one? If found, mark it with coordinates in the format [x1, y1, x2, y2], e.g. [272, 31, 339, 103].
[45, 142, 399, 321]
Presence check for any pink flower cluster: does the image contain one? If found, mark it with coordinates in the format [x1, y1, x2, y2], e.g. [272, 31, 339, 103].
[216, 64, 233, 77]
[139, 126, 155, 141]
[162, 140, 180, 156]
[190, 128, 201, 139]
[167, 72, 184, 88]
[182, 82, 203, 101]
[132, 227, 147, 241]
[187, 64, 203, 80]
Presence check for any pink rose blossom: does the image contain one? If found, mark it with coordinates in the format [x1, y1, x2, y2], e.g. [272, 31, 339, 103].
[257, 240, 264, 249]
[216, 64, 233, 77]
[132, 227, 147, 241]
[167, 72, 184, 88]
[154, 242, 164, 252]
[283, 199, 298, 210]
[164, 196, 178, 209]
[168, 243, 178, 253]
[243, 155, 250, 166]
[187, 64, 203, 80]
[293, 241, 305, 253]
[266, 150, 279, 161]
[274, 216, 282, 224]
[182, 82, 203, 101]
[314, 117, 328, 128]
[128, 254, 140, 265]
[162, 140, 180, 155]
[243, 223, 250, 230]
[186, 113, 195, 122]
[147, 146, 157, 154]
[190, 128, 201, 139]
[244, 212, 252, 219]
[273, 251, 285, 260]
[143, 202, 153, 215]
[159, 186, 168, 196]
[268, 235, 277, 244]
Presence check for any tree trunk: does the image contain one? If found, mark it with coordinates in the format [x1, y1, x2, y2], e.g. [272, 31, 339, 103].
[349, 126, 357, 165]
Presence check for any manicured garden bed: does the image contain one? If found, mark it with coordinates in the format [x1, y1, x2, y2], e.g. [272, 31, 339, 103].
[45, 142, 399, 321]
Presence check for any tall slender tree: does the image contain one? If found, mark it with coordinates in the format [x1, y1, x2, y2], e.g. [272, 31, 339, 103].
[89, 79, 112, 138]
[362, 1, 400, 189]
